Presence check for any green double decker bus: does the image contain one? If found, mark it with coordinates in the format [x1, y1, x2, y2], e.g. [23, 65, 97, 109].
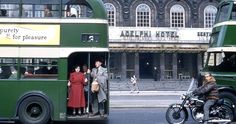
[202, 0, 236, 120]
[0, 0, 109, 123]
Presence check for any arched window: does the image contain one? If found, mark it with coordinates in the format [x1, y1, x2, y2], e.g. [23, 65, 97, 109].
[136, 4, 151, 27]
[204, 5, 217, 28]
[104, 3, 116, 26]
[170, 4, 185, 27]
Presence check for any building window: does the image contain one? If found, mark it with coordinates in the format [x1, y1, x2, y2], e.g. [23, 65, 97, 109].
[136, 4, 151, 27]
[170, 4, 185, 28]
[104, 3, 116, 26]
[204, 5, 217, 28]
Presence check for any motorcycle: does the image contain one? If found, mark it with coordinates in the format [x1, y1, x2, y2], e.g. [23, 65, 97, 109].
[166, 93, 234, 124]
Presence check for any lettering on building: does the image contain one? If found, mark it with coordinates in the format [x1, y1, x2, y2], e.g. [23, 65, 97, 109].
[120, 30, 151, 40]
[120, 30, 179, 41]
[155, 31, 179, 41]
[117, 29, 211, 43]
[197, 32, 211, 41]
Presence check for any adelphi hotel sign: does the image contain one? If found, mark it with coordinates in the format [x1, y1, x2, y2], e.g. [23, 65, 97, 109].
[112, 27, 211, 42]
[120, 30, 179, 40]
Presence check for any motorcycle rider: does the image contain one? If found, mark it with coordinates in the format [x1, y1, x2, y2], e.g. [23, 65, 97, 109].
[192, 72, 219, 124]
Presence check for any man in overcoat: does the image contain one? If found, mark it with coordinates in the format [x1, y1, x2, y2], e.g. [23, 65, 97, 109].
[90, 60, 108, 117]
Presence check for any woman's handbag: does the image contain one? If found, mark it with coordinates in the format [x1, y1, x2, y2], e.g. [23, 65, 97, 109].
[91, 80, 100, 93]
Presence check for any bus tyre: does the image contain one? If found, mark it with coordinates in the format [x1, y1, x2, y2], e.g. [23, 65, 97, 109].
[18, 96, 50, 124]
[219, 92, 236, 120]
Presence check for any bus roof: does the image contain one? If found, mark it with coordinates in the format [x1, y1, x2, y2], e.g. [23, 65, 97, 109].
[219, 0, 236, 5]
[220, 0, 236, 4]
[85, 0, 107, 19]
[0, 0, 107, 19]
[207, 47, 236, 52]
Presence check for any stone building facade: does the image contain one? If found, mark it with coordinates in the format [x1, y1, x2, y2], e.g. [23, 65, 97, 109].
[102, 0, 220, 80]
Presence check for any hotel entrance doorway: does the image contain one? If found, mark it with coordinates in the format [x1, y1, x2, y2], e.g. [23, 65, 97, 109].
[139, 53, 153, 79]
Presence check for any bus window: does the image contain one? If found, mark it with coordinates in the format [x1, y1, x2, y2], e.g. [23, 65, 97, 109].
[62, 0, 93, 18]
[0, 4, 19, 17]
[0, 58, 17, 79]
[230, 4, 236, 20]
[22, 0, 60, 18]
[207, 52, 236, 72]
[21, 58, 58, 79]
[217, 4, 230, 23]
[209, 32, 219, 45]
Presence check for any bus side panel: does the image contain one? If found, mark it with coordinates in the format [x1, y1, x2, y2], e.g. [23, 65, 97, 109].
[224, 25, 236, 46]
[0, 80, 67, 121]
[215, 74, 236, 89]
[60, 23, 108, 48]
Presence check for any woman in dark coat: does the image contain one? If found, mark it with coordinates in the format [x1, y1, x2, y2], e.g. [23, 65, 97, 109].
[68, 65, 86, 115]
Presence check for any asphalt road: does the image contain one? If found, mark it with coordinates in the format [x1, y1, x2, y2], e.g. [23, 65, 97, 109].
[108, 108, 197, 124]
[9, 108, 198, 124]
[10, 108, 197, 124]
[51, 108, 197, 124]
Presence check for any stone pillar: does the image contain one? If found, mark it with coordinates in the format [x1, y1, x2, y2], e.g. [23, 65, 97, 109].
[121, 52, 127, 80]
[160, 53, 165, 80]
[197, 53, 203, 73]
[135, 53, 140, 79]
[173, 53, 178, 80]
[188, 54, 194, 77]
[153, 53, 159, 68]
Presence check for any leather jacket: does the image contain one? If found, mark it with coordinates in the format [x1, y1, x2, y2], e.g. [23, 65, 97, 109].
[193, 77, 219, 100]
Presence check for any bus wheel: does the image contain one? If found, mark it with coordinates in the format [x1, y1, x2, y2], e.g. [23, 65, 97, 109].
[18, 96, 50, 124]
[219, 92, 236, 120]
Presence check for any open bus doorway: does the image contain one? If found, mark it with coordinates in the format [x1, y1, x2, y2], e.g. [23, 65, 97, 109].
[67, 52, 109, 119]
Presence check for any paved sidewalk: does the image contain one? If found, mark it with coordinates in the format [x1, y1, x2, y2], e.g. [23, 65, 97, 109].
[110, 79, 192, 91]
[110, 91, 184, 108]
[110, 91, 186, 96]
[109, 79, 190, 108]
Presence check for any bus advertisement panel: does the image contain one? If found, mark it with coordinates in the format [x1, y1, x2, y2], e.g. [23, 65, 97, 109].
[0, 24, 60, 45]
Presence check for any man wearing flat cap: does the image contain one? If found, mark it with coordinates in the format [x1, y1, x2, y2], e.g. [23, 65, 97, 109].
[90, 59, 108, 117]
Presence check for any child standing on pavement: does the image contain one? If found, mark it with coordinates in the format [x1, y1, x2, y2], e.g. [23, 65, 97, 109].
[130, 75, 139, 93]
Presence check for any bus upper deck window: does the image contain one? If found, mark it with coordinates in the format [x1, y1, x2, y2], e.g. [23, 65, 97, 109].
[231, 5, 236, 20]
[22, 0, 60, 18]
[62, 0, 93, 18]
[218, 4, 230, 23]
[0, 4, 19, 17]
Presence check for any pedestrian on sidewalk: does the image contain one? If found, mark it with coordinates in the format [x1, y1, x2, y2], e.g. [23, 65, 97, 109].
[153, 66, 159, 81]
[130, 75, 139, 93]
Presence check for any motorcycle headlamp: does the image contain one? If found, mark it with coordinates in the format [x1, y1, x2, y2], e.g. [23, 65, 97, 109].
[180, 95, 186, 100]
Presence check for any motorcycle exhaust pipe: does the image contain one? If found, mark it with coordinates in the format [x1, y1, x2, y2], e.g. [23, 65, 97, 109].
[208, 119, 231, 123]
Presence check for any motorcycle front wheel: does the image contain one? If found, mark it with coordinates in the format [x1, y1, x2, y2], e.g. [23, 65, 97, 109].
[166, 104, 188, 124]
